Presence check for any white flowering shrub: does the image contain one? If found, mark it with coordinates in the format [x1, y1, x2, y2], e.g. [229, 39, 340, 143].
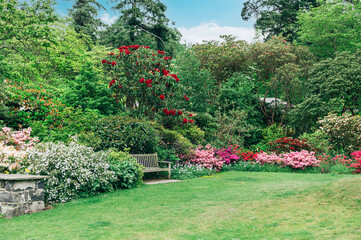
[171, 163, 216, 180]
[27, 142, 117, 203]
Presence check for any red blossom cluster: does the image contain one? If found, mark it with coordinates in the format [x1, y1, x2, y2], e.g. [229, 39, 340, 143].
[184, 95, 189, 101]
[268, 137, 315, 154]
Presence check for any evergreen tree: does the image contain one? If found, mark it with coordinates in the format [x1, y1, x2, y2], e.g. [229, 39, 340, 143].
[68, 0, 105, 42]
[241, 0, 318, 42]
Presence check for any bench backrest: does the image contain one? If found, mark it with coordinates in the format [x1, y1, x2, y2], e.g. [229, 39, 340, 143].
[131, 153, 159, 168]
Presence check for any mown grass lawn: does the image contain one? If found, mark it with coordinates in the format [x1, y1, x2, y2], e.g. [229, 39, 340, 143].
[1, 172, 360, 240]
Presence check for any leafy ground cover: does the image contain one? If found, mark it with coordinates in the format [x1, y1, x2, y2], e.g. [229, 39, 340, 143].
[1, 172, 360, 240]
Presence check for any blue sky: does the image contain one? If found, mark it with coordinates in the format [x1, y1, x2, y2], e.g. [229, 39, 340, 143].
[54, 0, 256, 43]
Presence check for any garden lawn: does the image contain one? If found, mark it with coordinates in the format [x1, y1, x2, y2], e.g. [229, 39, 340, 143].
[1, 172, 361, 240]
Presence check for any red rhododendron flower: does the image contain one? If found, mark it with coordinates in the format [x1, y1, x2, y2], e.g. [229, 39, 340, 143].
[111, 61, 116, 66]
[189, 114, 193, 117]
[157, 50, 165, 55]
[163, 108, 168, 113]
[184, 95, 189, 101]
[101, 59, 107, 64]
[125, 49, 131, 55]
[139, 78, 145, 83]
[178, 111, 182, 115]
[183, 118, 188, 124]
[189, 119, 194, 123]
[159, 95, 165, 100]
[109, 79, 116, 88]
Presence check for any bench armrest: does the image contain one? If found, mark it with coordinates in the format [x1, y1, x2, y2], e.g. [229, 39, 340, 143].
[159, 161, 172, 164]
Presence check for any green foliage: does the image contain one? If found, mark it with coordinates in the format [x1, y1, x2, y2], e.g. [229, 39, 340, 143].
[153, 123, 193, 155]
[193, 113, 219, 143]
[192, 35, 249, 84]
[106, 149, 144, 189]
[80, 115, 159, 154]
[173, 48, 217, 113]
[62, 63, 121, 115]
[173, 124, 205, 145]
[5, 82, 65, 129]
[69, 0, 105, 43]
[30, 107, 101, 142]
[298, 0, 361, 59]
[0, 80, 9, 125]
[102, 0, 181, 53]
[300, 130, 331, 153]
[318, 113, 361, 153]
[307, 50, 361, 115]
[249, 36, 314, 126]
[241, 0, 318, 42]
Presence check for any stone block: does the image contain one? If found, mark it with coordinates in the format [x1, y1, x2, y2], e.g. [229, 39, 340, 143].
[37, 181, 45, 189]
[5, 181, 14, 191]
[30, 189, 44, 202]
[13, 181, 35, 191]
[0, 192, 19, 203]
[29, 201, 44, 214]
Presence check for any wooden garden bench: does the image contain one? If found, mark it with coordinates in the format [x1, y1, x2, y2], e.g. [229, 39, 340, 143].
[131, 153, 172, 179]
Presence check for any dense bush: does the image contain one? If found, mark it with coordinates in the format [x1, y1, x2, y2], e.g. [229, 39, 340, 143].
[255, 151, 320, 169]
[31, 107, 100, 142]
[299, 130, 331, 153]
[0, 127, 39, 173]
[106, 149, 144, 188]
[318, 113, 361, 153]
[267, 137, 315, 154]
[154, 123, 194, 155]
[81, 115, 159, 154]
[350, 151, 361, 174]
[62, 63, 121, 116]
[28, 142, 116, 203]
[173, 124, 205, 145]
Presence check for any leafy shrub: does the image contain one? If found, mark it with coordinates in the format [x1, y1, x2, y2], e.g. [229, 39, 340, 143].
[318, 113, 361, 153]
[81, 115, 159, 154]
[299, 130, 331, 153]
[268, 137, 315, 154]
[62, 63, 121, 116]
[173, 124, 205, 145]
[31, 107, 101, 142]
[6, 82, 65, 129]
[106, 149, 144, 188]
[28, 142, 116, 203]
[171, 163, 216, 180]
[154, 123, 193, 155]
[193, 112, 219, 143]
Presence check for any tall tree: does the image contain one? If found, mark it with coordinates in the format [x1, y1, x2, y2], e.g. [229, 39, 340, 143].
[241, 0, 318, 42]
[107, 0, 180, 51]
[297, 0, 361, 59]
[68, 0, 105, 43]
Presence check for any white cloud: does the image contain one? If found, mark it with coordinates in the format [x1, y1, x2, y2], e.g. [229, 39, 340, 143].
[178, 22, 256, 44]
[101, 13, 118, 25]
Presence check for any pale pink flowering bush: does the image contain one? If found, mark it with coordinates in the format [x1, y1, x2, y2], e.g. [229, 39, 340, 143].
[255, 151, 320, 169]
[180, 145, 224, 171]
[0, 127, 39, 173]
[281, 151, 320, 169]
[256, 152, 283, 165]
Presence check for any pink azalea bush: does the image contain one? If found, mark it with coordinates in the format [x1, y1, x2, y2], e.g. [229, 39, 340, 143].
[0, 127, 39, 173]
[180, 145, 239, 171]
[255, 151, 320, 169]
[350, 151, 361, 173]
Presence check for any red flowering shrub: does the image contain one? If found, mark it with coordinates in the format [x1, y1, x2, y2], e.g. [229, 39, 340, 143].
[101, 45, 193, 125]
[268, 137, 315, 154]
[241, 151, 258, 162]
[350, 151, 361, 174]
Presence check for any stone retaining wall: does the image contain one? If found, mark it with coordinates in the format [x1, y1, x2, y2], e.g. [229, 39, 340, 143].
[0, 174, 49, 218]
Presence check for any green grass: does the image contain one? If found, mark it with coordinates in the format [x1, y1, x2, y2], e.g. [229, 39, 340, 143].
[1, 172, 361, 240]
